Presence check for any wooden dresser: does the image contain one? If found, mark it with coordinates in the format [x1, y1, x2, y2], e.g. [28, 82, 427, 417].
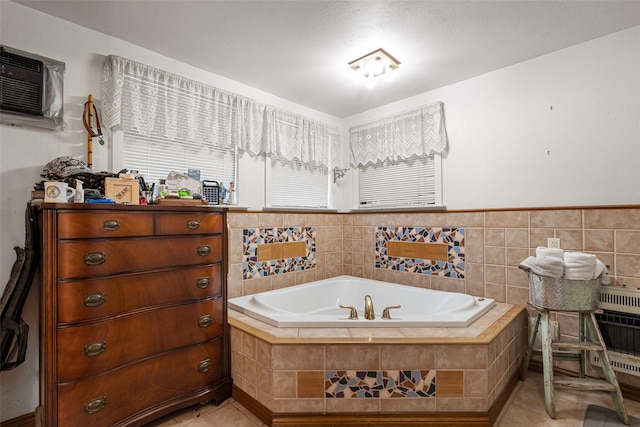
[37, 204, 231, 427]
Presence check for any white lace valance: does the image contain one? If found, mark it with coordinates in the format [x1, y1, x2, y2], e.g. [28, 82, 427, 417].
[101, 55, 340, 167]
[349, 101, 448, 167]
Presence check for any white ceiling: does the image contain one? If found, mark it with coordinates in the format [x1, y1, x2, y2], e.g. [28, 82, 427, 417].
[12, 0, 640, 118]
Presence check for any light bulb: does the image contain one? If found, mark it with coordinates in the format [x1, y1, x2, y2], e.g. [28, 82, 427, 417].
[366, 73, 376, 89]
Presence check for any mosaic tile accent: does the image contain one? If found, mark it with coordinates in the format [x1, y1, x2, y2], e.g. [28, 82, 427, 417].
[325, 370, 436, 398]
[375, 227, 465, 278]
[243, 227, 316, 279]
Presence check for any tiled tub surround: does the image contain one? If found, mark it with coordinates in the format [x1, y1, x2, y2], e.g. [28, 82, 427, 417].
[229, 303, 526, 425]
[227, 207, 640, 395]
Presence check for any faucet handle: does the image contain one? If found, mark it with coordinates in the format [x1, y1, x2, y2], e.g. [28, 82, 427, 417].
[382, 305, 402, 320]
[339, 305, 359, 320]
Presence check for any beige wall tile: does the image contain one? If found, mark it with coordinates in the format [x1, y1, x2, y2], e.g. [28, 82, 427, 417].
[485, 246, 506, 266]
[243, 276, 271, 296]
[465, 228, 485, 263]
[465, 263, 485, 297]
[258, 213, 284, 227]
[272, 345, 325, 370]
[555, 229, 583, 251]
[617, 231, 640, 254]
[270, 271, 297, 290]
[485, 211, 529, 228]
[272, 371, 297, 398]
[436, 345, 487, 369]
[530, 210, 582, 228]
[242, 333, 257, 360]
[227, 212, 260, 228]
[326, 344, 379, 370]
[506, 285, 529, 306]
[464, 369, 489, 397]
[486, 229, 505, 246]
[585, 209, 640, 229]
[585, 229, 615, 252]
[446, 212, 485, 227]
[256, 338, 272, 368]
[506, 248, 529, 267]
[505, 229, 528, 248]
[485, 265, 505, 284]
[616, 254, 640, 278]
[530, 228, 553, 249]
[380, 345, 435, 370]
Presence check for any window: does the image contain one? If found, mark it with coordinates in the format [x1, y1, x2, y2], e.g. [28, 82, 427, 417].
[122, 131, 236, 191]
[269, 157, 329, 208]
[350, 102, 448, 209]
[358, 153, 441, 208]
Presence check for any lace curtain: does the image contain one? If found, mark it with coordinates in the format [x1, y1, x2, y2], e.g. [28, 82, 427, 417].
[101, 55, 340, 167]
[349, 101, 448, 167]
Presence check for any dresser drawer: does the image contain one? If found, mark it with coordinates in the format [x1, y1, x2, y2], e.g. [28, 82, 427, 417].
[57, 235, 222, 279]
[57, 339, 223, 427]
[57, 264, 222, 323]
[155, 212, 223, 235]
[57, 212, 155, 239]
[57, 298, 223, 381]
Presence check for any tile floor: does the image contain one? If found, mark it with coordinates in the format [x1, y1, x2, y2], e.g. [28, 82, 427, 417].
[146, 371, 640, 426]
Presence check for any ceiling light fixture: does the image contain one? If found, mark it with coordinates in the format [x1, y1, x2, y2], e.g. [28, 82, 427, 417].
[348, 48, 401, 88]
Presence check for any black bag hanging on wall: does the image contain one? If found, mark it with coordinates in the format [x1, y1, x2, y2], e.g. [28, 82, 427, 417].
[0, 202, 39, 371]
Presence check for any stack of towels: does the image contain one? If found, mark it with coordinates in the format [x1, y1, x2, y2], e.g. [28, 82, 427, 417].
[520, 247, 610, 284]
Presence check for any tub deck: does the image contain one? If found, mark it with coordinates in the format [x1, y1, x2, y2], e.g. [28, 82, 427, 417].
[229, 302, 520, 344]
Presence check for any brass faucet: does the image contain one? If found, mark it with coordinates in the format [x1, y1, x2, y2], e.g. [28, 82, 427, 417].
[364, 295, 375, 320]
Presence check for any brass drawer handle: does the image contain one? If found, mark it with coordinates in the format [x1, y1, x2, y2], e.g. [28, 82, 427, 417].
[198, 314, 212, 328]
[187, 219, 200, 230]
[84, 340, 106, 357]
[103, 220, 120, 231]
[84, 396, 107, 414]
[196, 277, 211, 289]
[84, 292, 105, 307]
[84, 252, 106, 265]
[198, 359, 211, 373]
[197, 245, 211, 257]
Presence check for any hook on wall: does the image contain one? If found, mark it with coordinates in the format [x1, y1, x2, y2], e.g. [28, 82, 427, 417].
[333, 167, 349, 183]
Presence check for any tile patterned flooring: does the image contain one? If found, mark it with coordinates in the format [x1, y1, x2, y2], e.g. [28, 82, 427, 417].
[146, 371, 640, 426]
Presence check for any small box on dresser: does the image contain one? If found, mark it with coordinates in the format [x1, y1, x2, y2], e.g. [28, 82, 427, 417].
[37, 203, 231, 427]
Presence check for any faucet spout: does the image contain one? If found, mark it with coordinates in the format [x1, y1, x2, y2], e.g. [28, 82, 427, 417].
[364, 295, 375, 320]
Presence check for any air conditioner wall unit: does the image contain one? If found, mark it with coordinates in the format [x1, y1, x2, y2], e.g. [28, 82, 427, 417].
[0, 45, 65, 130]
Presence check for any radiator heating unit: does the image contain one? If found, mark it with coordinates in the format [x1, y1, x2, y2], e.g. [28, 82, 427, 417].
[591, 286, 640, 376]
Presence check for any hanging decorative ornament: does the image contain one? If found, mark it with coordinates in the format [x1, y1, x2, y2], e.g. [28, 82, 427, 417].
[82, 95, 105, 168]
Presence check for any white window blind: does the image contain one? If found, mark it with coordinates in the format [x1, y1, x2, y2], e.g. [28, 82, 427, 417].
[358, 154, 438, 208]
[270, 158, 328, 208]
[122, 132, 237, 189]
[120, 73, 237, 191]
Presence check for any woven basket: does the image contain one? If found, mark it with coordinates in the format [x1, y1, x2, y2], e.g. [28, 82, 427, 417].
[527, 271, 601, 311]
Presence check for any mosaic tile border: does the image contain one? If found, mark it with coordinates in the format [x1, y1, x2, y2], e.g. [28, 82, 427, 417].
[375, 226, 465, 278]
[325, 370, 436, 398]
[243, 227, 316, 279]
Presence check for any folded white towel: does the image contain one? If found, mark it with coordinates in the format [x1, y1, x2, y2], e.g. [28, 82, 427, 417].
[563, 251, 597, 280]
[536, 246, 564, 259]
[596, 259, 610, 285]
[520, 256, 564, 279]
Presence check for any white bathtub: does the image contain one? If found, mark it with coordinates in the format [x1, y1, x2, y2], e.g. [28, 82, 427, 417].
[228, 275, 495, 328]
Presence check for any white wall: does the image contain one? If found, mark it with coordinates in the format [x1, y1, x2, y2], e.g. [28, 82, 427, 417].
[1, 0, 639, 420]
[343, 25, 640, 209]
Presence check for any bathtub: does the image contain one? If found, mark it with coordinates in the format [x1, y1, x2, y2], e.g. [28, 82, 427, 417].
[228, 275, 495, 328]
